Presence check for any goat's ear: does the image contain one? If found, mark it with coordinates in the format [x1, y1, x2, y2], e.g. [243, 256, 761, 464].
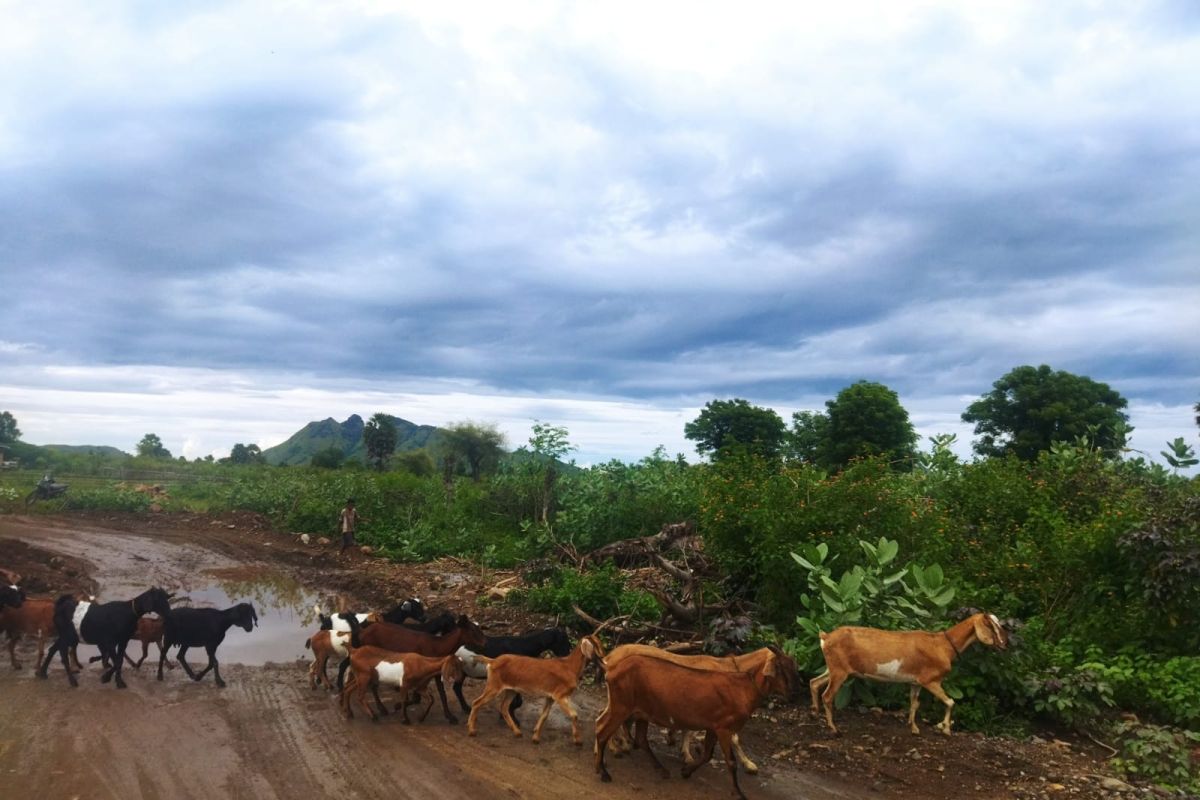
[762, 653, 778, 677]
[580, 638, 594, 659]
[973, 615, 995, 646]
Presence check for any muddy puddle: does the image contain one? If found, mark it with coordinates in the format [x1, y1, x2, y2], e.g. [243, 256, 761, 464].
[173, 566, 327, 665]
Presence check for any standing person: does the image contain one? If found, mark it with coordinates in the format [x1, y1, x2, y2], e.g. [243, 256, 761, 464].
[339, 498, 361, 555]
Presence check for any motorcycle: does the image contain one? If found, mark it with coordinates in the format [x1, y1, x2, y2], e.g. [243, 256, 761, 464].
[26, 476, 69, 506]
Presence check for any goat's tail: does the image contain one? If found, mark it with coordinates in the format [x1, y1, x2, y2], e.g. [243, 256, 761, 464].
[304, 638, 312, 650]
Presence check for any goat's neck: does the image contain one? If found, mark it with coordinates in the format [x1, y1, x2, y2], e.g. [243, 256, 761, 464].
[942, 617, 979, 658]
[564, 644, 592, 680]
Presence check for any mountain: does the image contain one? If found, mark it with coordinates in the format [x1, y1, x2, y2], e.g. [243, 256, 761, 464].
[261, 414, 443, 466]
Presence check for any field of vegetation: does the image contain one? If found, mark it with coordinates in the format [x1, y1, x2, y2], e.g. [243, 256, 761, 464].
[2, 371, 1198, 793]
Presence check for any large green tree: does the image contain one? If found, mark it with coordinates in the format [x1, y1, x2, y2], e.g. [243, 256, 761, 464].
[785, 410, 830, 464]
[225, 443, 265, 465]
[962, 364, 1129, 460]
[438, 422, 506, 481]
[310, 446, 346, 469]
[136, 433, 171, 459]
[822, 381, 918, 468]
[363, 413, 398, 472]
[0, 411, 20, 444]
[684, 399, 785, 461]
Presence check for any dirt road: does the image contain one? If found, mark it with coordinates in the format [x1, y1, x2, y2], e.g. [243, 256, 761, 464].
[0, 516, 866, 800]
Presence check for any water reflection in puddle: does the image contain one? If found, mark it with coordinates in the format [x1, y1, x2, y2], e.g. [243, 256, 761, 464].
[168, 567, 332, 666]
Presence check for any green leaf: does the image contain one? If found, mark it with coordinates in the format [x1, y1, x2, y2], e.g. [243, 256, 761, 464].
[883, 568, 909, 586]
[791, 551, 816, 571]
[925, 563, 944, 588]
[821, 592, 846, 613]
[877, 538, 899, 565]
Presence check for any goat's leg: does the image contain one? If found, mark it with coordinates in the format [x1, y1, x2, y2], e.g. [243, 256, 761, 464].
[335, 656, 350, 690]
[498, 690, 524, 737]
[69, 645, 83, 673]
[315, 653, 330, 690]
[594, 708, 626, 783]
[110, 641, 130, 689]
[682, 730, 718, 779]
[418, 688, 436, 723]
[468, 684, 501, 736]
[7, 632, 21, 669]
[732, 734, 758, 775]
[820, 670, 849, 735]
[529, 696, 555, 743]
[720, 730, 746, 800]
[126, 644, 141, 669]
[810, 670, 830, 715]
[157, 640, 174, 670]
[679, 730, 698, 766]
[157, 641, 169, 681]
[358, 679, 377, 722]
[339, 673, 356, 719]
[452, 677, 471, 714]
[554, 696, 582, 746]
[370, 681, 389, 716]
[923, 680, 955, 735]
[433, 675, 457, 725]
[635, 719, 669, 779]
[176, 645, 200, 680]
[193, 645, 215, 682]
[907, 684, 922, 734]
[206, 645, 225, 688]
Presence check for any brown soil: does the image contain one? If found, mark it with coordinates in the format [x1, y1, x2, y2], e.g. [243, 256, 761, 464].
[0, 511, 1130, 800]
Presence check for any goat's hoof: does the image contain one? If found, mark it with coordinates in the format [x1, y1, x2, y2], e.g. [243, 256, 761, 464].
[468, 729, 477, 737]
[744, 765, 759, 776]
[447, 717, 459, 725]
[34, 670, 45, 679]
[216, 680, 226, 688]
[116, 681, 128, 690]
[574, 740, 583, 747]
[600, 772, 612, 783]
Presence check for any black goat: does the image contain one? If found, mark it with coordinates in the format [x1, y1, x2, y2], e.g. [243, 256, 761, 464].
[380, 596, 426, 625]
[334, 609, 458, 690]
[452, 627, 573, 717]
[0, 583, 24, 609]
[37, 587, 172, 689]
[157, 602, 258, 688]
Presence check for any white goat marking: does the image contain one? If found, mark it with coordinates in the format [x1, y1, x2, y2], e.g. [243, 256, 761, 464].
[72, 601, 92, 642]
[374, 659, 406, 689]
[873, 658, 913, 682]
[455, 646, 488, 680]
[330, 631, 351, 658]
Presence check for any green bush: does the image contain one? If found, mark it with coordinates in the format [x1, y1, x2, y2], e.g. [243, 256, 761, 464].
[512, 563, 660, 630]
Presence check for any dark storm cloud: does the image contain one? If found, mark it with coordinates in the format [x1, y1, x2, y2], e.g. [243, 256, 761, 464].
[1, 0, 1197, 449]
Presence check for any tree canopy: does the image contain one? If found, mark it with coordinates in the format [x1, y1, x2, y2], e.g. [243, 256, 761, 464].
[224, 443, 265, 465]
[962, 364, 1130, 460]
[310, 446, 345, 469]
[684, 399, 785, 461]
[0, 411, 20, 444]
[822, 381, 918, 468]
[438, 421, 506, 480]
[363, 413, 398, 472]
[136, 433, 171, 459]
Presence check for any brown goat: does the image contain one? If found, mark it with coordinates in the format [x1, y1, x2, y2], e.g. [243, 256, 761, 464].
[3, 596, 83, 672]
[306, 629, 351, 691]
[594, 648, 798, 799]
[810, 612, 1008, 736]
[603, 644, 772, 773]
[467, 634, 605, 745]
[340, 645, 463, 723]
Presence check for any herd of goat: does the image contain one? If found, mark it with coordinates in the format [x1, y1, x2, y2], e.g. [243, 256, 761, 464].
[0, 574, 1009, 799]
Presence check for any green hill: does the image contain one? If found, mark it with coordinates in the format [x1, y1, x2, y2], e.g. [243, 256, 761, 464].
[43, 444, 130, 458]
[261, 414, 443, 466]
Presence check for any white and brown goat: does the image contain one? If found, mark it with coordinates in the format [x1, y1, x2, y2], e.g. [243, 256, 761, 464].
[810, 611, 1008, 736]
[340, 645, 464, 724]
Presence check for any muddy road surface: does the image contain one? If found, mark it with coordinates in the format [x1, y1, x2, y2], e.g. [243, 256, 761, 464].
[0, 516, 868, 800]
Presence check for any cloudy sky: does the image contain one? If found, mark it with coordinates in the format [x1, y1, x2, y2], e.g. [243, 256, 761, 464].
[1, 0, 1197, 466]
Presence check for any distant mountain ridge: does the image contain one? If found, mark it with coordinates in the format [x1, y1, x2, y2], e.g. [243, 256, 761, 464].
[43, 444, 130, 458]
[261, 414, 443, 466]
